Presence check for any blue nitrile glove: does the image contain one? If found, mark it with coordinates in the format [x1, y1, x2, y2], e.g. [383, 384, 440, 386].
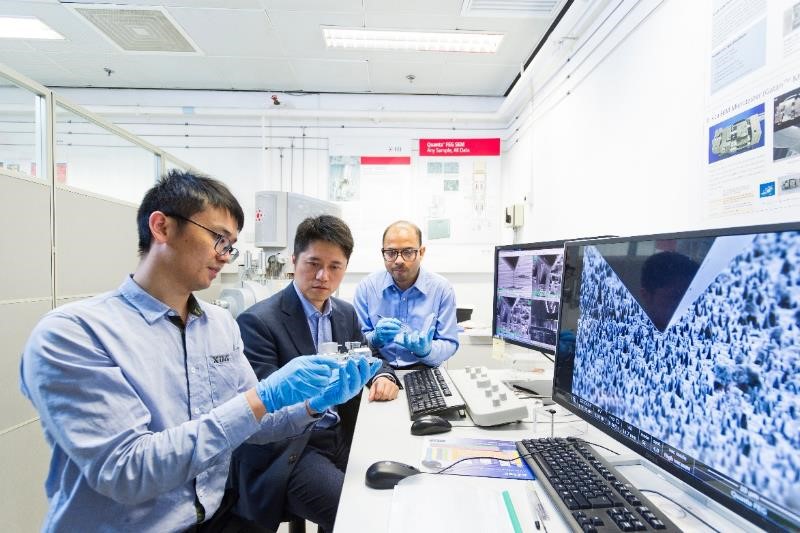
[398, 325, 435, 357]
[256, 355, 339, 413]
[373, 317, 403, 347]
[308, 356, 382, 413]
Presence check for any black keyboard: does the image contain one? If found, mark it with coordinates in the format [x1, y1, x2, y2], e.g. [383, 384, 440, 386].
[402, 367, 465, 420]
[516, 438, 681, 533]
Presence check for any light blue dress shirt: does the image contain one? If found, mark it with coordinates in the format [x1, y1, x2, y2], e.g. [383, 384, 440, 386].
[353, 268, 460, 368]
[19, 276, 317, 532]
[291, 281, 339, 428]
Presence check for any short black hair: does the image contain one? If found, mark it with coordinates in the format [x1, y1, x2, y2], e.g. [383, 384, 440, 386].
[137, 170, 244, 256]
[382, 220, 422, 247]
[641, 251, 699, 292]
[294, 215, 354, 260]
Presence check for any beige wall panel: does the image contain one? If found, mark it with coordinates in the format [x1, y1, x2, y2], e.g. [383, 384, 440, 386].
[0, 300, 52, 429]
[0, 175, 51, 301]
[55, 188, 139, 297]
[0, 420, 50, 531]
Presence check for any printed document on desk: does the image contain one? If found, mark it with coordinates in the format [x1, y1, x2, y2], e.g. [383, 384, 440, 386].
[388, 474, 539, 533]
[420, 436, 534, 480]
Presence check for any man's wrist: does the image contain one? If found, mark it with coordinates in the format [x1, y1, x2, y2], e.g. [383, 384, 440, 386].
[373, 372, 396, 385]
[305, 399, 323, 417]
[246, 388, 267, 420]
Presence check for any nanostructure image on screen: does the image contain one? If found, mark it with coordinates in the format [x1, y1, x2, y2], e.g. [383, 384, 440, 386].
[495, 247, 564, 351]
[571, 232, 800, 514]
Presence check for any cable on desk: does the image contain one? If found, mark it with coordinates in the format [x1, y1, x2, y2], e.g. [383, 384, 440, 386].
[432, 443, 571, 475]
[575, 439, 621, 455]
[638, 489, 721, 533]
[447, 420, 535, 427]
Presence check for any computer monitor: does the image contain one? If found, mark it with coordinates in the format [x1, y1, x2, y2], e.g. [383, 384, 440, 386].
[554, 222, 800, 532]
[492, 240, 565, 356]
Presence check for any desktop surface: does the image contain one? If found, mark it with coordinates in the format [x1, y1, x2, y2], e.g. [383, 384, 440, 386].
[334, 370, 757, 533]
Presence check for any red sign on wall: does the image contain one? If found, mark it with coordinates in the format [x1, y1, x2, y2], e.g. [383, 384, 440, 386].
[360, 156, 411, 165]
[419, 138, 500, 156]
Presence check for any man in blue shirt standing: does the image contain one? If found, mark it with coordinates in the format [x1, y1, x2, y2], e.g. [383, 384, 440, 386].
[19, 171, 377, 532]
[354, 220, 460, 369]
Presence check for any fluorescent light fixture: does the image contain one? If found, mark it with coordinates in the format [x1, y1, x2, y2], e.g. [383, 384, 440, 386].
[323, 27, 503, 53]
[0, 16, 64, 39]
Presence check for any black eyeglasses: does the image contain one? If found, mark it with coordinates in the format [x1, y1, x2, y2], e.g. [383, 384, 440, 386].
[168, 213, 240, 263]
[381, 248, 419, 262]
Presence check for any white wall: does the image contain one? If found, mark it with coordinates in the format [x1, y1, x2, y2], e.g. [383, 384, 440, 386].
[502, 1, 797, 242]
[502, 1, 704, 242]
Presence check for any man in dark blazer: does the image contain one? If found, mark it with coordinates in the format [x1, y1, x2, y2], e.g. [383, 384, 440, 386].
[231, 215, 398, 533]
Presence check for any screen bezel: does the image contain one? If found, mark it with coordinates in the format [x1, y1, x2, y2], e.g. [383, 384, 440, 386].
[492, 239, 566, 355]
[552, 220, 800, 533]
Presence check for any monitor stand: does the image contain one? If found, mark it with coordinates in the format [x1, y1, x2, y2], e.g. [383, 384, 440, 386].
[501, 345, 555, 405]
[605, 456, 762, 532]
[503, 344, 553, 372]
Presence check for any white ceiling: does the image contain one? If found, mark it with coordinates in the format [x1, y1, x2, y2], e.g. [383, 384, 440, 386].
[0, 0, 567, 96]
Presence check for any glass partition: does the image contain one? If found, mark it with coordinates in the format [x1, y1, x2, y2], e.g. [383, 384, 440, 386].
[54, 104, 156, 204]
[0, 77, 44, 181]
[165, 156, 188, 174]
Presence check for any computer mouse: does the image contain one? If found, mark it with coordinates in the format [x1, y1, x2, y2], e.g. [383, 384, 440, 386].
[365, 460, 422, 490]
[410, 414, 452, 436]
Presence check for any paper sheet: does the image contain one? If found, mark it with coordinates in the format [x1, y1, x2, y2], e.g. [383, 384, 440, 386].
[387, 475, 538, 533]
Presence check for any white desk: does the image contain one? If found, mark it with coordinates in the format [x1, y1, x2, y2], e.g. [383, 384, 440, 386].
[334, 371, 758, 533]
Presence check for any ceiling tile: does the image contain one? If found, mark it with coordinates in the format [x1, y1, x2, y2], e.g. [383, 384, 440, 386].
[122, 54, 229, 89]
[368, 60, 445, 94]
[364, 0, 463, 16]
[207, 56, 296, 90]
[75, 0, 265, 8]
[167, 7, 280, 57]
[40, 53, 146, 87]
[291, 58, 369, 92]
[263, 0, 364, 13]
[439, 61, 518, 95]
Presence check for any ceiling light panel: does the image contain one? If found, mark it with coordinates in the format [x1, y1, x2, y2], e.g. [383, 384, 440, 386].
[322, 27, 503, 54]
[461, 0, 561, 17]
[0, 16, 64, 39]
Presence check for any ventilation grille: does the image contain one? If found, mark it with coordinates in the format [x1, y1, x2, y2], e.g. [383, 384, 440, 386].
[461, 0, 560, 17]
[74, 6, 197, 52]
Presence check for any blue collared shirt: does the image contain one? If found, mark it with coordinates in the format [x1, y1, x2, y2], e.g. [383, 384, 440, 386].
[292, 281, 339, 428]
[353, 268, 459, 368]
[292, 281, 333, 352]
[19, 276, 317, 532]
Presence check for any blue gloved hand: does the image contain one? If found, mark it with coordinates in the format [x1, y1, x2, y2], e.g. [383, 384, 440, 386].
[398, 325, 435, 357]
[373, 317, 403, 347]
[308, 356, 382, 413]
[256, 355, 339, 413]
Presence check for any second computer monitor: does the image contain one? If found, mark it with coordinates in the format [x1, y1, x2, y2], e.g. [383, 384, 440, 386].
[493, 240, 565, 355]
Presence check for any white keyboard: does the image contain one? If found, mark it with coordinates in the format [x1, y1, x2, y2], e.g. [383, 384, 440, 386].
[447, 366, 530, 426]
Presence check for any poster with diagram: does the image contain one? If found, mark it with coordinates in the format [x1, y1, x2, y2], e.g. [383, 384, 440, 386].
[704, 0, 800, 222]
[326, 137, 499, 272]
[418, 138, 501, 244]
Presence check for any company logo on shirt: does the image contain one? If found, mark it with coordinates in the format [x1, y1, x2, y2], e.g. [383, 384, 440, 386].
[210, 354, 231, 364]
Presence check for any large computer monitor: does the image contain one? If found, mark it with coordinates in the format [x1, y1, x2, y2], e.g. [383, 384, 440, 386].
[493, 240, 565, 356]
[554, 222, 800, 532]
